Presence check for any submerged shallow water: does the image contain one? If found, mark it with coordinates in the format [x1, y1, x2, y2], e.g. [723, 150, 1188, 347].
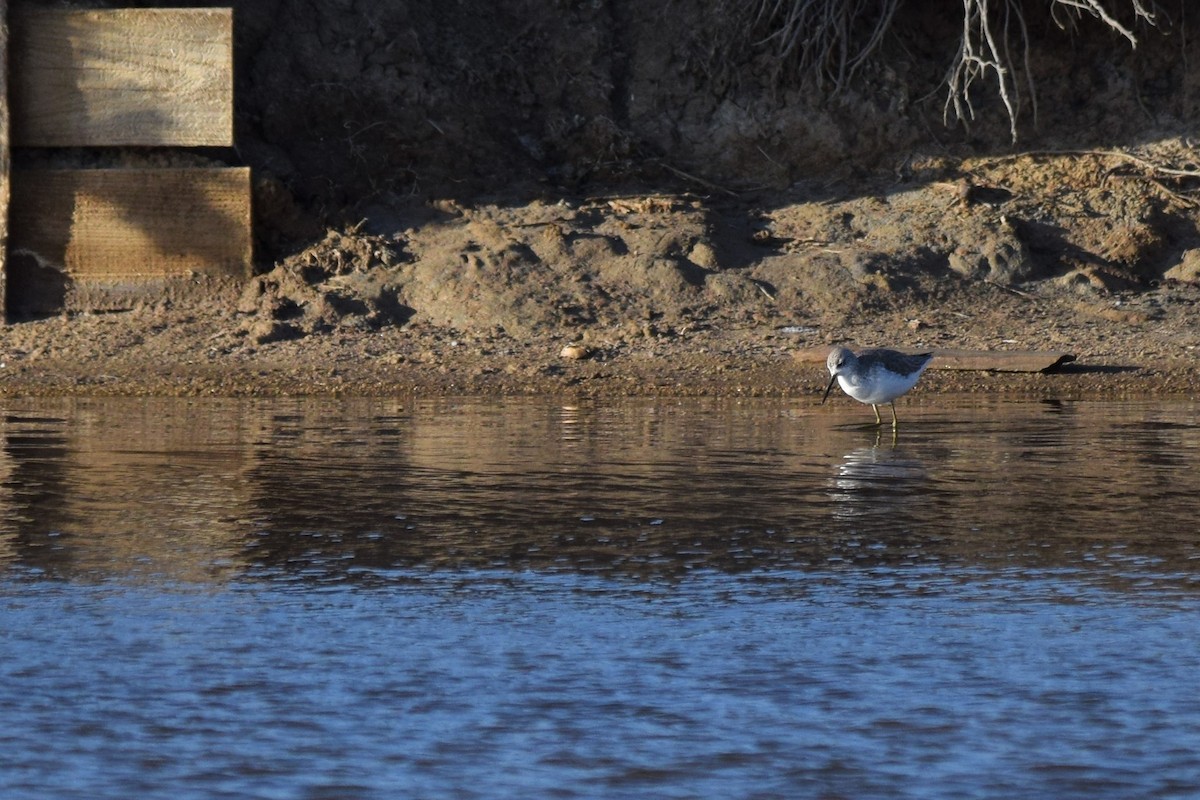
[2, 397, 1199, 799]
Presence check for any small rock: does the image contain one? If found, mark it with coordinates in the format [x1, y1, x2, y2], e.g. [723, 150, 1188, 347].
[688, 241, 720, 269]
[560, 343, 591, 360]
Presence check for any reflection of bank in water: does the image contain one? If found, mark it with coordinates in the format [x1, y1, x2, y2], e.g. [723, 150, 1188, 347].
[3, 398, 1200, 589]
[0, 401, 254, 583]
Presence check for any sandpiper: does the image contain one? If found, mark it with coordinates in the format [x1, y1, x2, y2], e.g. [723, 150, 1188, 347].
[822, 346, 934, 426]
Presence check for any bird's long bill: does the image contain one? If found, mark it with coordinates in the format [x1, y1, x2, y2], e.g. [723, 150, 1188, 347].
[822, 374, 837, 404]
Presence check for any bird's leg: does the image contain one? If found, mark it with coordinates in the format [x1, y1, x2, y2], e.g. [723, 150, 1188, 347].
[890, 402, 899, 427]
[872, 404, 882, 425]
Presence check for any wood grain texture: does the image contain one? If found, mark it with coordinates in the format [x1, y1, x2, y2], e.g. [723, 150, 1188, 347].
[8, 167, 251, 312]
[793, 347, 1077, 373]
[924, 349, 1077, 373]
[10, 8, 233, 147]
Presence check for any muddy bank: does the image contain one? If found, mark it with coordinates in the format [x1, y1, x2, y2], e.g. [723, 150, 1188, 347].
[8, 144, 1200, 400]
[8, 144, 1200, 401]
[0, 269, 1197, 401]
[4, 2, 1200, 401]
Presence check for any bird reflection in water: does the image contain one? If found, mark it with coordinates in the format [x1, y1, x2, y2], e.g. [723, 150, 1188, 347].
[827, 429, 929, 529]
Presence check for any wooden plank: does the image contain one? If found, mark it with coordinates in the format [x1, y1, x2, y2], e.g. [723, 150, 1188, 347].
[0, 0, 9, 323]
[793, 347, 1076, 373]
[926, 348, 1076, 373]
[8, 167, 251, 313]
[10, 8, 232, 147]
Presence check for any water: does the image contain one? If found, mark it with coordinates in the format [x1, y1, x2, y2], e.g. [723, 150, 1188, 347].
[2, 396, 1200, 799]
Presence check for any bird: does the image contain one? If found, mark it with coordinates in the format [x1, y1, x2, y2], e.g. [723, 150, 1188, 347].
[822, 346, 934, 427]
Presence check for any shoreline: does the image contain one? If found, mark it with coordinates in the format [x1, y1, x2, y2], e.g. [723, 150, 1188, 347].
[0, 319, 1191, 401]
[2, 250, 1198, 402]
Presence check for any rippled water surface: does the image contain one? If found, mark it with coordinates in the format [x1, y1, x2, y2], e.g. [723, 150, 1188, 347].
[2, 396, 1200, 799]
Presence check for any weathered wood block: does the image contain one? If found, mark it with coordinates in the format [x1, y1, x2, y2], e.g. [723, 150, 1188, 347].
[8, 167, 251, 313]
[924, 348, 1077, 373]
[10, 8, 233, 147]
[793, 346, 1077, 373]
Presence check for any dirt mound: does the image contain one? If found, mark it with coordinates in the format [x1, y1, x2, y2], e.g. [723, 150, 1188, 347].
[235, 139, 1200, 351]
[237, 229, 412, 343]
[244, 195, 767, 341]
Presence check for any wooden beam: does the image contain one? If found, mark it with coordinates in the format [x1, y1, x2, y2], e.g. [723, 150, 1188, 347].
[925, 349, 1076, 373]
[8, 167, 251, 313]
[10, 8, 233, 147]
[793, 347, 1077, 373]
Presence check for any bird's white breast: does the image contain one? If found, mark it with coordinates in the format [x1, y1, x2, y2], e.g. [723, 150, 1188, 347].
[838, 364, 923, 405]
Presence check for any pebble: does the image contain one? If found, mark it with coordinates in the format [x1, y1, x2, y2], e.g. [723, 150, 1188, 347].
[560, 343, 591, 360]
